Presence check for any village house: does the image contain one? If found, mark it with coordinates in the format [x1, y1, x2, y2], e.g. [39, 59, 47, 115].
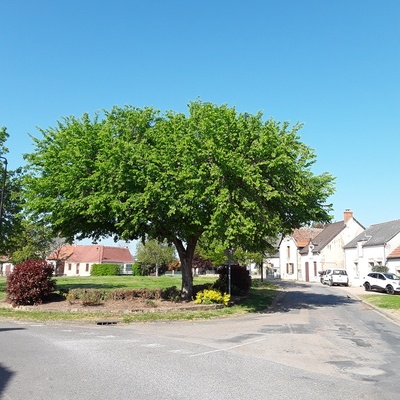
[343, 219, 400, 286]
[279, 227, 323, 280]
[48, 245, 134, 276]
[297, 210, 365, 283]
[277, 210, 364, 283]
[0, 255, 13, 276]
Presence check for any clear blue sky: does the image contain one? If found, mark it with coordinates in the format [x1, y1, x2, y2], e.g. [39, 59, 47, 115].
[1, 0, 399, 235]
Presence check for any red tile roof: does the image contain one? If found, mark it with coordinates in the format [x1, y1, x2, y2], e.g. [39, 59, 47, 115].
[292, 228, 324, 247]
[48, 245, 134, 263]
[388, 245, 400, 259]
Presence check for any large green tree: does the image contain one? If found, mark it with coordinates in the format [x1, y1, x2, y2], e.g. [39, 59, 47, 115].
[24, 101, 335, 299]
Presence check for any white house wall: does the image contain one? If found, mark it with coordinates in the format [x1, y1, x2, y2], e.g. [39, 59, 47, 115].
[300, 250, 321, 283]
[345, 233, 400, 286]
[62, 261, 132, 277]
[387, 259, 400, 275]
[63, 262, 93, 277]
[279, 236, 301, 280]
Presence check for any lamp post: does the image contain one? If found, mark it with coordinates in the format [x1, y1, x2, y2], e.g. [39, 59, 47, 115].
[0, 156, 7, 235]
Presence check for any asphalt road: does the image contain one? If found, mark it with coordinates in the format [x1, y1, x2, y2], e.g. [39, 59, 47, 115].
[1, 281, 400, 400]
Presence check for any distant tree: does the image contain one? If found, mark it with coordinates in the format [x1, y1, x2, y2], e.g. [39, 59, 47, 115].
[192, 253, 213, 274]
[8, 220, 55, 265]
[23, 101, 335, 299]
[135, 239, 176, 276]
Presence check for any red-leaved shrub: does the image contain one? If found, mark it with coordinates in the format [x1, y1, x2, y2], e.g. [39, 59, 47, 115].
[7, 259, 56, 306]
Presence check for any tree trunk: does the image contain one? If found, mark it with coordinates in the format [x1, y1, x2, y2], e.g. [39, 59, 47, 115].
[173, 236, 198, 301]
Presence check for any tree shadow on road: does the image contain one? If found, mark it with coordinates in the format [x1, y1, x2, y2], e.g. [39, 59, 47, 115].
[263, 280, 359, 314]
[0, 363, 14, 398]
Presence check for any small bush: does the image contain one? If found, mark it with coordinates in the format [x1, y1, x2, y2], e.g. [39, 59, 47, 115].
[91, 263, 120, 276]
[372, 265, 389, 273]
[66, 289, 105, 305]
[214, 265, 251, 295]
[193, 283, 213, 298]
[106, 288, 162, 301]
[161, 286, 181, 302]
[80, 289, 105, 306]
[7, 259, 56, 306]
[194, 289, 230, 306]
[132, 262, 143, 276]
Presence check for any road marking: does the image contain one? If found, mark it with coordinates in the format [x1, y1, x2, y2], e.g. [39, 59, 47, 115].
[142, 343, 165, 348]
[189, 337, 267, 357]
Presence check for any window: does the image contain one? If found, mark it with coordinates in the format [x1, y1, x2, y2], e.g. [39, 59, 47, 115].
[68, 263, 72, 271]
[76, 263, 80, 275]
[85, 263, 89, 272]
[313, 262, 317, 276]
[354, 262, 359, 277]
[287, 246, 290, 259]
[286, 263, 294, 274]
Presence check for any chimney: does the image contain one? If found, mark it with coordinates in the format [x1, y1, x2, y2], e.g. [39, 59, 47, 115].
[344, 209, 353, 224]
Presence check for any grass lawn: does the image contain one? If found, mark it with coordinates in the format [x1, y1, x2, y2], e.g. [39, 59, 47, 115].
[361, 293, 400, 309]
[0, 277, 6, 301]
[0, 276, 279, 322]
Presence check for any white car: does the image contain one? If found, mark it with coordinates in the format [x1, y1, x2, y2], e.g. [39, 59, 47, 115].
[322, 269, 349, 286]
[363, 272, 400, 295]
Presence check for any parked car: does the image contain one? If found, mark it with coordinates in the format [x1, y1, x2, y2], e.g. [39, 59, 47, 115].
[363, 272, 400, 295]
[321, 269, 333, 284]
[319, 270, 327, 283]
[322, 269, 349, 286]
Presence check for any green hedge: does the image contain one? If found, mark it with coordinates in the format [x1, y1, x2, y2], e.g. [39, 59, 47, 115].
[91, 263, 120, 276]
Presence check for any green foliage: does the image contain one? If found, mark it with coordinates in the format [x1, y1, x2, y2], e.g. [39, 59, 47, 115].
[23, 101, 335, 300]
[362, 294, 400, 309]
[194, 289, 230, 306]
[214, 265, 252, 295]
[372, 265, 389, 273]
[8, 220, 55, 265]
[91, 263, 120, 276]
[0, 164, 27, 257]
[132, 262, 143, 276]
[6, 259, 56, 306]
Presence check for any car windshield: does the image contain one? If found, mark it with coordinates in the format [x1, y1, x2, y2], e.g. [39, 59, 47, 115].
[382, 273, 400, 280]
